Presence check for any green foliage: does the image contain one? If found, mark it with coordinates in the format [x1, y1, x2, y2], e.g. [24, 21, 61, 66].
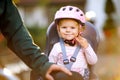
[27, 26, 47, 51]
[103, 17, 116, 37]
[103, 17, 116, 30]
[105, 0, 116, 15]
[38, 0, 50, 6]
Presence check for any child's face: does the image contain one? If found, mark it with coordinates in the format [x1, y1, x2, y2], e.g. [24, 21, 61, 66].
[57, 19, 80, 40]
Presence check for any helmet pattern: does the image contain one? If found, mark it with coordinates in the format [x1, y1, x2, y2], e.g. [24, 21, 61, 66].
[54, 6, 86, 25]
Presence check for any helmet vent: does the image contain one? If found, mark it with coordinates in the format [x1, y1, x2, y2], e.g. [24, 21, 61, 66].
[80, 14, 83, 16]
[76, 9, 80, 12]
[69, 7, 73, 11]
[62, 8, 66, 11]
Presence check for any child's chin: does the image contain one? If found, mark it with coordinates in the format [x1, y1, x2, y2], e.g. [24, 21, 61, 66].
[66, 39, 73, 40]
[65, 37, 74, 40]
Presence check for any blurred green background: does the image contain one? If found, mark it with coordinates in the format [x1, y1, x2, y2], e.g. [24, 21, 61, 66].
[0, 0, 120, 80]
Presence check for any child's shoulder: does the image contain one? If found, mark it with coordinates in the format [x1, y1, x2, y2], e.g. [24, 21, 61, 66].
[53, 42, 61, 47]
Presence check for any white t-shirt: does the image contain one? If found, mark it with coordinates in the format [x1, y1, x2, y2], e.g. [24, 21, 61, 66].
[49, 42, 98, 76]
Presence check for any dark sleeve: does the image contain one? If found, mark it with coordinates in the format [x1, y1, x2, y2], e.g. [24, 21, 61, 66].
[0, 0, 52, 78]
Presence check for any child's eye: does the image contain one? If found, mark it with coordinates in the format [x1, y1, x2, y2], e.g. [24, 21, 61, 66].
[71, 27, 76, 29]
[61, 26, 67, 29]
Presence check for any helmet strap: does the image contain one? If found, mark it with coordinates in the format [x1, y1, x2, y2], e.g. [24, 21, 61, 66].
[64, 39, 76, 46]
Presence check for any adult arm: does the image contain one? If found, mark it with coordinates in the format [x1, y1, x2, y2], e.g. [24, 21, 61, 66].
[0, 0, 52, 78]
[0, 1, 71, 79]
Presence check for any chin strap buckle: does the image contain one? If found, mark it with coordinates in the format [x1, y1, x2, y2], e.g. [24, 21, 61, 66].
[63, 59, 69, 64]
[70, 57, 76, 62]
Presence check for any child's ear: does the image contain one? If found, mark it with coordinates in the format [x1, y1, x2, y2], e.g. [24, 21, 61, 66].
[80, 25, 85, 31]
[78, 25, 82, 32]
[78, 25, 85, 36]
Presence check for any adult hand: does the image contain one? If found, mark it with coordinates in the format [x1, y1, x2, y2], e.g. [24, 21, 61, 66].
[45, 64, 72, 80]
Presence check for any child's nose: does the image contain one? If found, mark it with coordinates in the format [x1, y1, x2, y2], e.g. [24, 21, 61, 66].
[66, 28, 70, 32]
